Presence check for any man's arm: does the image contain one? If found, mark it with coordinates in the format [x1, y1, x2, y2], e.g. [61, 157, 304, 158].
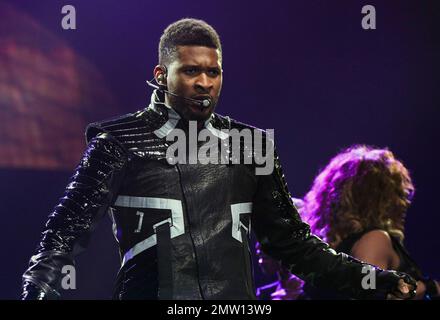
[22, 133, 128, 299]
[252, 148, 416, 299]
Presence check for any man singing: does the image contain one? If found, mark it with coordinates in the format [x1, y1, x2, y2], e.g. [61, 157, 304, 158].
[22, 18, 416, 300]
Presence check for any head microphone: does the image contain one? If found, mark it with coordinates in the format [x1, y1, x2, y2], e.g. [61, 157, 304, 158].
[146, 79, 211, 108]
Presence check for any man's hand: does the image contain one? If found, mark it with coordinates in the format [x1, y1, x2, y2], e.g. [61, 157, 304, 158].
[386, 277, 417, 300]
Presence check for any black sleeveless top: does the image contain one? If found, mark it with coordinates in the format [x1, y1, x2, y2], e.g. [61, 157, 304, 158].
[303, 228, 424, 299]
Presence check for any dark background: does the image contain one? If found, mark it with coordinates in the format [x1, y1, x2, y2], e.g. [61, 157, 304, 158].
[0, 0, 439, 299]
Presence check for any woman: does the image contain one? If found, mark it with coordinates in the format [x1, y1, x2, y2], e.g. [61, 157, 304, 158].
[302, 145, 439, 299]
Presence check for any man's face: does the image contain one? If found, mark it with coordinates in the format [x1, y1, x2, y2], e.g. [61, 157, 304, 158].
[161, 45, 223, 122]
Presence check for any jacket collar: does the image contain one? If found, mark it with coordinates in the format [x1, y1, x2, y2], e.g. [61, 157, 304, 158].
[147, 90, 228, 140]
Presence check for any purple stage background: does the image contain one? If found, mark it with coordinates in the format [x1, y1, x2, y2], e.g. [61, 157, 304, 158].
[1, 0, 439, 299]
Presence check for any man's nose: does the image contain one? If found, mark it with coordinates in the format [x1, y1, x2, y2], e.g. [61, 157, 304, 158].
[194, 73, 213, 93]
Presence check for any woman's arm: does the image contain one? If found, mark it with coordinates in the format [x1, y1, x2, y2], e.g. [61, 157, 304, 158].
[350, 230, 437, 299]
[350, 230, 397, 270]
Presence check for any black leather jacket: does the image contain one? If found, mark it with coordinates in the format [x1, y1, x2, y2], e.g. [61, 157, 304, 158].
[22, 91, 415, 300]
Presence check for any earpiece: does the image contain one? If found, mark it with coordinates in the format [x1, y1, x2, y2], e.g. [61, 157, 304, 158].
[156, 65, 168, 86]
[157, 74, 166, 85]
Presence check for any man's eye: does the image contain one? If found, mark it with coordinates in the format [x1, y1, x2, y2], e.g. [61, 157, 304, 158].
[208, 69, 220, 77]
[183, 68, 197, 75]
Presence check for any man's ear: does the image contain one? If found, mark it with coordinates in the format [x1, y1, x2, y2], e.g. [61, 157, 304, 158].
[153, 65, 167, 86]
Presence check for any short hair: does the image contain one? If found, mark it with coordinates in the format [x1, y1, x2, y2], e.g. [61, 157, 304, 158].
[158, 18, 222, 66]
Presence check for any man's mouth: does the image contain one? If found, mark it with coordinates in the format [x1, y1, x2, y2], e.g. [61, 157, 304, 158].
[192, 94, 212, 100]
[192, 95, 212, 102]
[189, 95, 213, 109]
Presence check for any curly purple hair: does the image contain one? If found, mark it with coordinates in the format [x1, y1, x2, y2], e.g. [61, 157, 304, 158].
[303, 145, 414, 248]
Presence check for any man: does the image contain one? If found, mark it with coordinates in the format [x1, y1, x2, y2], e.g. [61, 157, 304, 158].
[22, 18, 416, 300]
